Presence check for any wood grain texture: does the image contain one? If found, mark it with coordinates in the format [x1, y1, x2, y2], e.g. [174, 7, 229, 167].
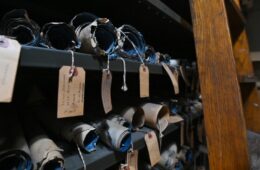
[189, 0, 250, 169]
[233, 31, 254, 76]
[241, 84, 260, 132]
[232, 0, 260, 133]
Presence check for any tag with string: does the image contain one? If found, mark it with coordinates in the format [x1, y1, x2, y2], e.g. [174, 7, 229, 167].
[144, 131, 160, 166]
[0, 37, 21, 103]
[118, 57, 128, 91]
[161, 63, 179, 94]
[127, 150, 138, 170]
[139, 64, 149, 98]
[57, 51, 85, 118]
[101, 54, 113, 113]
[117, 28, 149, 98]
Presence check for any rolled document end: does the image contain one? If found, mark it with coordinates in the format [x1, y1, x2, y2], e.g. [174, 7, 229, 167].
[70, 12, 98, 29]
[41, 150, 64, 170]
[43, 159, 63, 170]
[100, 120, 132, 152]
[29, 137, 64, 170]
[74, 128, 99, 153]
[121, 107, 145, 130]
[76, 18, 117, 57]
[142, 103, 170, 132]
[41, 22, 79, 50]
[62, 123, 99, 153]
[117, 24, 146, 60]
[0, 9, 40, 46]
[0, 151, 32, 170]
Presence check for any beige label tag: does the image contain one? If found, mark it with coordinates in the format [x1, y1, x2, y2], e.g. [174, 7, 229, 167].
[57, 66, 85, 118]
[168, 115, 184, 124]
[144, 131, 160, 166]
[139, 64, 149, 98]
[0, 38, 21, 103]
[161, 63, 179, 94]
[127, 150, 138, 170]
[102, 69, 112, 113]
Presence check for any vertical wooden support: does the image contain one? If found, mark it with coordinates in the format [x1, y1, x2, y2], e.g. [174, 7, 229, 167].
[234, 30, 260, 132]
[233, 31, 254, 76]
[189, 0, 250, 170]
[232, 2, 260, 133]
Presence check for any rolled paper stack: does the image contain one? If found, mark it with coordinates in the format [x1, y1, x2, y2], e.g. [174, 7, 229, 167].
[28, 100, 99, 153]
[0, 111, 32, 170]
[41, 22, 79, 50]
[95, 119, 132, 152]
[121, 107, 145, 130]
[141, 103, 170, 133]
[22, 112, 64, 170]
[71, 12, 118, 58]
[116, 24, 146, 61]
[0, 9, 40, 46]
[61, 122, 99, 152]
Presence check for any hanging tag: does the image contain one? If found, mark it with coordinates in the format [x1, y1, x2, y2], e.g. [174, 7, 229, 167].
[139, 64, 149, 98]
[57, 66, 85, 118]
[168, 115, 184, 124]
[144, 131, 160, 166]
[161, 63, 179, 94]
[102, 69, 112, 113]
[127, 150, 138, 170]
[0, 37, 21, 103]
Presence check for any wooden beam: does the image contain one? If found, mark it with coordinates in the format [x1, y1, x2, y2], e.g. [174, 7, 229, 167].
[189, 0, 250, 169]
[233, 31, 254, 76]
[232, 2, 260, 132]
[240, 84, 260, 132]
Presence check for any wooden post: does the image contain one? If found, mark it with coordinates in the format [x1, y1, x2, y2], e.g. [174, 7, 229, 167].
[232, 2, 260, 133]
[189, 0, 250, 169]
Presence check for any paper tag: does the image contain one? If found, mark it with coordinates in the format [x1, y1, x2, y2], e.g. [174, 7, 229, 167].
[57, 66, 85, 118]
[168, 115, 184, 124]
[161, 63, 179, 94]
[139, 64, 149, 98]
[0, 38, 21, 103]
[144, 131, 160, 166]
[127, 150, 138, 170]
[102, 69, 112, 113]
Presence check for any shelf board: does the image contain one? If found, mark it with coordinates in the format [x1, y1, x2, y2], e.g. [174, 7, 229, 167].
[20, 46, 165, 75]
[225, 0, 246, 43]
[63, 123, 179, 170]
[239, 75, 258, 83]
[250, 52, 260, 62]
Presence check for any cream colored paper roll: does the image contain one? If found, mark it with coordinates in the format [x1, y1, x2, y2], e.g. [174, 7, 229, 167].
[121, 107, 145, 130]
[141, 103, 170, 132]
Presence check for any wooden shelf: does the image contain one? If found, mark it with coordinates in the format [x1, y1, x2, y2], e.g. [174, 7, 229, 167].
[225, 0, 246, 42]
[20, 46, 166, 75]
[239, 75, 258, 83]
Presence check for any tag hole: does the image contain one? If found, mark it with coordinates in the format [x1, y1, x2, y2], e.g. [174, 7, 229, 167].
[148, 133, 152, 138]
